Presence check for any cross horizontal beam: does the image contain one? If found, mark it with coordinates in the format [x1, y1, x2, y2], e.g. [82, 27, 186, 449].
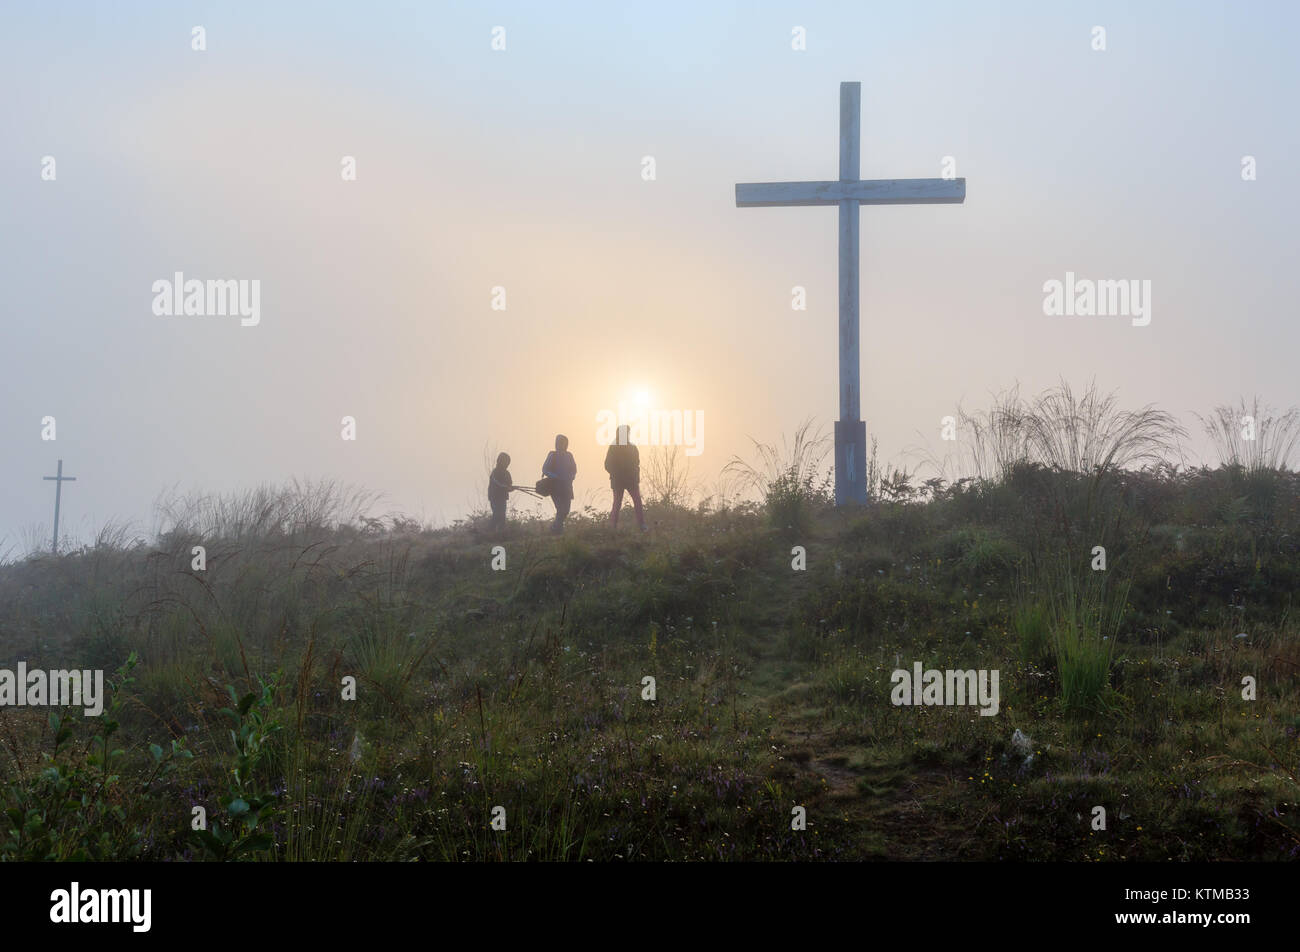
[735, 177, 965, 207]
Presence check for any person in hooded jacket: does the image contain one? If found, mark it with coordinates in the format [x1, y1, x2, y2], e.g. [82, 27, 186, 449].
[488, 452, 516, 530]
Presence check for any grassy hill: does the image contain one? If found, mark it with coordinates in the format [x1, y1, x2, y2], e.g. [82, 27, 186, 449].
[2, 453, 1297, 861]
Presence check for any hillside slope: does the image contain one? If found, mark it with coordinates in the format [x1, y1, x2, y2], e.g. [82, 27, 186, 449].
[1, 466, 1297, 860]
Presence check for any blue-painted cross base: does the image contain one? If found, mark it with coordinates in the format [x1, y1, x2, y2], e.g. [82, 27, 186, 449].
[834, 419, 868, 505]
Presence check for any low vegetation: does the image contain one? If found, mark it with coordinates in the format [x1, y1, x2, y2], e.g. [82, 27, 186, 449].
[1, 386, 1297, 860]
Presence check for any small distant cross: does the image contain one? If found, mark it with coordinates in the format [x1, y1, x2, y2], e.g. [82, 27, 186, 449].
[42, 458, 76, 554]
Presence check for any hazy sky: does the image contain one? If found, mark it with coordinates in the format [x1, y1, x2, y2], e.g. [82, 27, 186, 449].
[2, 1, 1297, 551]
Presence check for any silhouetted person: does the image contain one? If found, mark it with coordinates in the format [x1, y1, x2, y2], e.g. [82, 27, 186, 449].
[605, 425, 647, 531]
[542, 434, 576, 534]
[488, 452, 515, 530]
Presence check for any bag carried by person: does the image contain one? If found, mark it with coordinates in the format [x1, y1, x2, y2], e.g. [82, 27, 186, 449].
[535, 477, 554, 497]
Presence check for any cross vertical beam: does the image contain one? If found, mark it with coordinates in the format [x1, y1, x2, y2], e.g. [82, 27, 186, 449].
[42, 459, 76, 554]
[837, 81, 866, 505]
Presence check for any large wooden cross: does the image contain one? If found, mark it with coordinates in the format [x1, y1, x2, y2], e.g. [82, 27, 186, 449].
[736, 82, 966, 505]
[42, 458, 76, 554]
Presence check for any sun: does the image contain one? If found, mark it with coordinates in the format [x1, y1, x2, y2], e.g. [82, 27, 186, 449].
[634, 389, 651, 408]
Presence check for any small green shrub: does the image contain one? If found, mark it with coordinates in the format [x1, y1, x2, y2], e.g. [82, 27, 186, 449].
[189, 678, 282, 861]
[1, 654, 190, 861]
[1045, 567, 1128, 714]
[1013, 600, 1052, 666]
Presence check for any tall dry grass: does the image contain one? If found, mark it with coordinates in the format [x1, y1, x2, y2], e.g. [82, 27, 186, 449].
[1196, 397, 1300, 473]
